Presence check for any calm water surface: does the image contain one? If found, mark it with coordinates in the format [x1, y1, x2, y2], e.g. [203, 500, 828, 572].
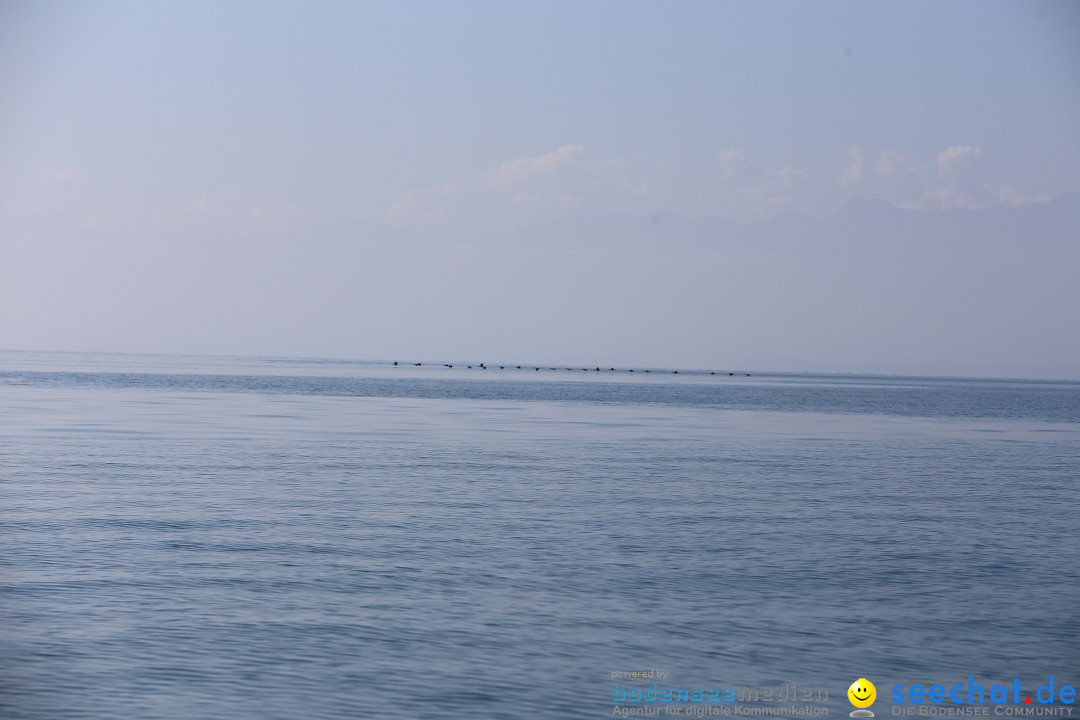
[2, 352, 1079, 719]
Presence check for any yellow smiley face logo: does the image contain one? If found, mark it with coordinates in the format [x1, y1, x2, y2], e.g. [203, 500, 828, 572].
[848, 679, 876, 708]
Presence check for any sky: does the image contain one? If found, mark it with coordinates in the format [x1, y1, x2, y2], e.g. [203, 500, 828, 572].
[1, 0, 1078, 378]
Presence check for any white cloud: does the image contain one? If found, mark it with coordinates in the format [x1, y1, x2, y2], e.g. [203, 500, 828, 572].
[386, 143, 1055, 230]
[876, 149, 908, 177]
[483, 144, 587, 191]
[385, 144, 655, 231]
[716, 149, 758, 183]
[839, 145, 864, 184]
[711, 149, 808, 218]
[997, 185, 1052, 208]
[772, 166, 805, 186]
[874, 145, 1049, 212]
[915, 145, 988, 209]
[936, 145, 983, 175]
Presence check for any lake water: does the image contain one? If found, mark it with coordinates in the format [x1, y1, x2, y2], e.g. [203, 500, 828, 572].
[2, 351, 1078, 719]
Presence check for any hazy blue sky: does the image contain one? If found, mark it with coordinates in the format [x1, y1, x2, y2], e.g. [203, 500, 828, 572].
[2, 1, 1078, 377]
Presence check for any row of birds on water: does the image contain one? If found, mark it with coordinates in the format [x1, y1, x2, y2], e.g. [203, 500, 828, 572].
[393, 361, 751, 377]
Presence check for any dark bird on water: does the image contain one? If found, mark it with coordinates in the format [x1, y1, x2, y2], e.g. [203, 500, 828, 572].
[393, 361, 398, 366]
[414, 363, 422, 366]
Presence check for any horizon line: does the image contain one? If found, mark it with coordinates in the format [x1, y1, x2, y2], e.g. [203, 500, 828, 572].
[2, 347, 1078, 385]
